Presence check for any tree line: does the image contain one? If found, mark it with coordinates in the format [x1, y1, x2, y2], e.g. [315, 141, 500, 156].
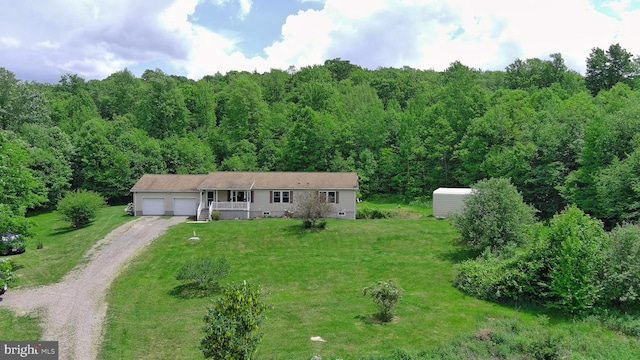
[1, 43, 640, 234]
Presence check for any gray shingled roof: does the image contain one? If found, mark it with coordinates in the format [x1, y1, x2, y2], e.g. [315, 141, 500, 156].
[130, 174, 208, 192]
[130, 172, 358, 192]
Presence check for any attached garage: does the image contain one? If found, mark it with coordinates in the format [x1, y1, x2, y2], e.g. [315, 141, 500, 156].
[432, 188, 473, 218]
[142, 198, 165, 216]
[173, 198, 197, 216]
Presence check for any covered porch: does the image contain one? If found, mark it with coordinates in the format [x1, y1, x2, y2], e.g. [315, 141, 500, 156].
[196, 189, 253, 221]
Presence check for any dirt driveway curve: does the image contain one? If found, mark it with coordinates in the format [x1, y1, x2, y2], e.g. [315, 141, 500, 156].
[0, 215, 187, 360]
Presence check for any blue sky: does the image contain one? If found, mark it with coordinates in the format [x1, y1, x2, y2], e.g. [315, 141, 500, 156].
[0, 0, 639, 83]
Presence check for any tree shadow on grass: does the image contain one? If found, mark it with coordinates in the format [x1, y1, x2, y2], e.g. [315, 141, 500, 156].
[281, 223, 325, 238]
[169, 282, 223, 299]
[354, 314, 397, 325]
[50, 226, 77, 236]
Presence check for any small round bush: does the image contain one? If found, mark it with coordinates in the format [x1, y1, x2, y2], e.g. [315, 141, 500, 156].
[57, 190, 105, 228]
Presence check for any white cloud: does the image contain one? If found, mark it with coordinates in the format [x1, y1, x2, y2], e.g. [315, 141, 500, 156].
[1, 0, 640, 82]
[0, 36, 21, 48]
[171, 0, 640, 78]
[35, 40, 60, 49]
[238, 0, 252, 20]
[210, 0, 252, 20]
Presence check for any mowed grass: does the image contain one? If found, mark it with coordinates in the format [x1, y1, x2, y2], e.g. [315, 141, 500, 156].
[100, 210, 539, 359]
[0, 310, 41, 341]
[13, 205, 135, 287]
[1, 205, 134, 341]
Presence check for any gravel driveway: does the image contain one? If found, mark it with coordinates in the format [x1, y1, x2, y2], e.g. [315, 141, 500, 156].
[0, 215, 187, 360]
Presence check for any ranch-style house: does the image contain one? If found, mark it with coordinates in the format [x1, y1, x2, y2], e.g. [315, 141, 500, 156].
[130, 171, 359, 220]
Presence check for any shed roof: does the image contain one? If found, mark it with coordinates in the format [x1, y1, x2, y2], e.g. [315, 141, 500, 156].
[131, 172, 359, 192]
[433, 187, 474, 195]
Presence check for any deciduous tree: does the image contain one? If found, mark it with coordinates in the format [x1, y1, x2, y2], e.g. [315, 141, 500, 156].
[201, 281, 269, 360]
[450, 178, 537, 254]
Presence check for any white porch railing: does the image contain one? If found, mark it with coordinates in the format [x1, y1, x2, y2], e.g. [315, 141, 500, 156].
[196, 201, 204, 221]
[208, 201, 249, 211]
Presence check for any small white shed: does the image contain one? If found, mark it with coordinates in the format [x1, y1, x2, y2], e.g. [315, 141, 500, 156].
[432, 188, 474, 218]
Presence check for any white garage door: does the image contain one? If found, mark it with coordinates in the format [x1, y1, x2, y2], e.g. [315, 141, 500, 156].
[174, 198, 197, 216]
[142, 198, 165, 215]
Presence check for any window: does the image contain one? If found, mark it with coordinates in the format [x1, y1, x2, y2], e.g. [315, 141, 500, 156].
[272, 191, 291, 203]
[319, 191, 337, 204]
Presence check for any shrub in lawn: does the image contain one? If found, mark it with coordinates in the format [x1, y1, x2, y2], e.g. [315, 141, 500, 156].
[450, 178, 537, 254]
[211, 211, 221, 221]
[57, 190, 105, 228]
[363, 280, 404, 322]
[293, 192, 333, 229]
[201, 281, 269, 360]
[175, 256, 230, 291]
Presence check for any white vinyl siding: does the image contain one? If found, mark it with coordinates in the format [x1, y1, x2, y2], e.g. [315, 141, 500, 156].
[432, 188, 473, 218]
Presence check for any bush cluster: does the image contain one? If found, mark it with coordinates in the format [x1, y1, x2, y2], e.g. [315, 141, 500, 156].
[356, 207, 392, 219]
[450, 178, 536, 254]
[452, 177, 640, 317]
[0, 259, 14, 290]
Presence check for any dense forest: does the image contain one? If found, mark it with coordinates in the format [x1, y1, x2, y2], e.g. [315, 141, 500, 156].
[1, 43, 640, 235]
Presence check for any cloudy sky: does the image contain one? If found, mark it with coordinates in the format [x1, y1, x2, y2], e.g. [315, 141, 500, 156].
[1, 0, 639, 83]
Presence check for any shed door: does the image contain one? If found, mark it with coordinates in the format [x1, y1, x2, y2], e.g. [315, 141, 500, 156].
[142, 198, 165, 216]
[174, 198, 197, 216]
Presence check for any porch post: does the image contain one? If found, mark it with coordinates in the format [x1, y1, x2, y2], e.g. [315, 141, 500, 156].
[247, 190, 251, 219]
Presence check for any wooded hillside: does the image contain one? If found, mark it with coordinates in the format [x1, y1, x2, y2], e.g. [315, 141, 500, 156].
[1, 44, 639, 233]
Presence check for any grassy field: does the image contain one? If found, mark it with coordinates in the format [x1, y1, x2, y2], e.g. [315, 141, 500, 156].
[0, 205, 135, 341]
[3, 203, 637, 358]
[100, 203, 543, 359]
[12, 205, 135, 287]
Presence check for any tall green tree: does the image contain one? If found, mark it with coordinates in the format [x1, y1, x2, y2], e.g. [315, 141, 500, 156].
[137, 69, 188, 139]
[220, 75, 267, 144]
[71, 119, 131, 198]
[585, 43, 638, 96]
[19, 124, 74, 208]
[540, 205, 607, 314]
[0, 130, 45, 234]
[282, 106, 335, 171]
[162, 134, 216, 174]
[505, 53, 568, 90]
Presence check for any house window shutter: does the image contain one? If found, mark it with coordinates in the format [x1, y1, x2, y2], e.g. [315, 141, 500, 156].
[336, 191, 339, 204]
[290, 191, 293, 204]
[251, 191, 254, 203]
[270, 191, 273, 203]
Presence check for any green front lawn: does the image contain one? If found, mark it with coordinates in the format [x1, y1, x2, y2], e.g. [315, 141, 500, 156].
[101, 212, 538, 359]
[14, 205, 135, 287]
[0, 205, 135, 342]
